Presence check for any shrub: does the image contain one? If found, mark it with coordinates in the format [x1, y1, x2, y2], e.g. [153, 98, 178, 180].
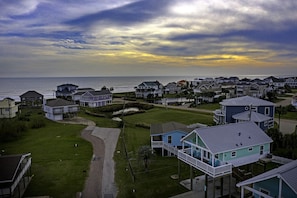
[0, 119, 28, 142]
[135, 122, 150, 129]
[30, 118, 46, 129]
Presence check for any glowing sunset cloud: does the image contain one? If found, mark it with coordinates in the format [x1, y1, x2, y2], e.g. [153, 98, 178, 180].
[0, 0, 296, 77]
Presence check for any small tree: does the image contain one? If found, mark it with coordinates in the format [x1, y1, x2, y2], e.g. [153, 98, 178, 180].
[275, 105, 287, 130]
[138, 145, 152, 172]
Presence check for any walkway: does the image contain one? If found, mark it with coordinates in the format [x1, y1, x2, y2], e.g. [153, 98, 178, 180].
[59, 117, 120, 198]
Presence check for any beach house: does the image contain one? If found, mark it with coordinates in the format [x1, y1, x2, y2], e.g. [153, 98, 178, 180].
[20, 90, 44, 107]
[213, 96, 275, 131]
[76, 89, 112, 107]
[178, 122, 273, 178]
[0, 98, 18, 118]
[55, 84, 78, 99]
[150, 122, 192, 156]
[43, 98, 79, 121]
[135, 81, 163, 99]
[237, 160, 297, 198]
[0, 153, 32, 198]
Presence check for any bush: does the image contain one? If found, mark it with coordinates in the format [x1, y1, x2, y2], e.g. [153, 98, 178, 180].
[135, 122, 150, 129]
[85, 110, 107, 117]
[30, 118, 46, 129]
[0, 119, 28, 142]
[287, 104, 297, 112]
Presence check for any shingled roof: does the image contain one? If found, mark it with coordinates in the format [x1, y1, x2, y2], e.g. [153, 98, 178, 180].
[20, 90, 43, 98]
[185, 122, 272, 154]
[45, 98, 77, 107]
[0, 153, 31, 183]
[232, 111, 272, 122]
[220, 96, 275, 106]
[150, 121, 192, 135]
[237, 160, 297, 195]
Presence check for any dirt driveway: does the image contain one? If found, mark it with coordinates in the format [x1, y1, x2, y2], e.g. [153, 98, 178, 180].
[59, 117, 120, 198]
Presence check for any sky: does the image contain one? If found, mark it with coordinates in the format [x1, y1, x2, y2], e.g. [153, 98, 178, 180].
[0, 0, 297, 78]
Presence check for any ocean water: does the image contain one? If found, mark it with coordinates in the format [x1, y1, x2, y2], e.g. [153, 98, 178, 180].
[0, 76, 196, 101]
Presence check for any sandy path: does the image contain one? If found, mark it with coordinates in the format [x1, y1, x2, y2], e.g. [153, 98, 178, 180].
[81, 125, 105, 198]
[60, 117, 120, 198]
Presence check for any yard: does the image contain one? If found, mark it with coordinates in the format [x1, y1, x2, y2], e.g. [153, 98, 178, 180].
[0, 111, 92, 198]
[113, 107, 214, 197]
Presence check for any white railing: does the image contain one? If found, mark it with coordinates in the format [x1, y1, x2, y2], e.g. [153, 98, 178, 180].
[151, 141, 163, 148]
[271, 155, 294, 165]
[178, 150, 232, 178]
[151, 141, 178, 156]
[11, 157, 31, 192]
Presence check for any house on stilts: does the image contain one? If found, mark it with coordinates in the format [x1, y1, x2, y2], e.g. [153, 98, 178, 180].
[178, 122, 273, 197]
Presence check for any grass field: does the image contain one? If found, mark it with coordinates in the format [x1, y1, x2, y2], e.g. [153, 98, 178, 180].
[0, 114, 92, 198]
[279, 111, 297, 120]
[113, 106, 214, 197]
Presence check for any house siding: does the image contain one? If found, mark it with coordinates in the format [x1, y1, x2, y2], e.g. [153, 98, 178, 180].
[223, 143, 270, 161]
[225, 106, 247, 123]
[254, 178, 296, 198]
[163, 131, 187, 147]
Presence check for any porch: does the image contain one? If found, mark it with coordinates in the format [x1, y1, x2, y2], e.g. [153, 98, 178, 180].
[151, 141, 178, 156]
[178, 149, 232, 178]
[213, 109, 225, 124]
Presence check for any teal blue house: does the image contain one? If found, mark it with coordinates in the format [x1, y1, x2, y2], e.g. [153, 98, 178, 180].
[213, 96, 275, 131]
[150, 122, 193, 156]
[237, 160, 297, 198]
[178, 122, 273, 178]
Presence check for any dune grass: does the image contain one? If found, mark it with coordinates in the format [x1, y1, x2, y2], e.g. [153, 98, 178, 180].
[0, 115, 92, 198]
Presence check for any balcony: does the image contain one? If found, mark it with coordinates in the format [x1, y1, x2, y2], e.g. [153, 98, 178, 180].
[53, 108, 63, 115]
[151, 141, 178, 156]
[213, 109, 225, 124]
[178, 149, 232, 178]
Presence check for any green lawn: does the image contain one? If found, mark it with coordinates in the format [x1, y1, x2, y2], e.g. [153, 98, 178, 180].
[0, 116, 92, 198]
[113, 107, 214, 197]
[123, 107, 214, 126]
[195, 103, 220, 111]
[279, 111, 297, 120]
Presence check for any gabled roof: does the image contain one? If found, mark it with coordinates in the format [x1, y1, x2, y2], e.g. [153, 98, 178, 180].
[138, 81, 162, 87]
[220, 96, 275, 106]
[82, 90, 112, 96]
[57, 83, 78, 88]
[184, 122, 272, 154]
[0, 153, 31, 183]
[20, 90, 43, 98]
[150, 121, 192, 135]
[237, 160, 297, 195]
[232, 111, 272, 122]
[1, 97, 14, 102]
[45, 98, 77, 107]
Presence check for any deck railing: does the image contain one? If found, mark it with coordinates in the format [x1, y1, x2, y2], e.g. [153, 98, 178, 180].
[151, 141, 178, 156]
[213, 109, 225, 124]
[178, 150, 232, 178]
[11, 157, 32, 192]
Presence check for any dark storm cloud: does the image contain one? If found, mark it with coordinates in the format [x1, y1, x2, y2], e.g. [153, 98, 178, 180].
[66, 0, 171, 27]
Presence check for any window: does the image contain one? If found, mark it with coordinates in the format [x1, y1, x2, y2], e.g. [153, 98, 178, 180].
[260, 145, 264, 155]
[231, 151, 236, 158]
[248, 147, 253, 152]
[265, 107, 270, 115]
[168, 136, 172, 144]
[251, 106, 257, 112]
